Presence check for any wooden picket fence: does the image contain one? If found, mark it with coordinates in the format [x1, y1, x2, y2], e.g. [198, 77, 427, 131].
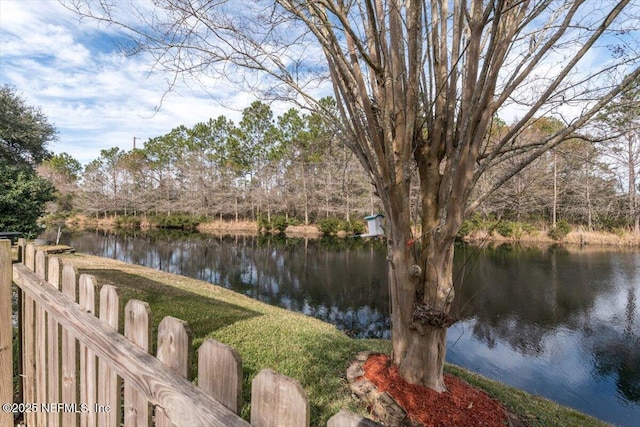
[0, 239, 379, 427]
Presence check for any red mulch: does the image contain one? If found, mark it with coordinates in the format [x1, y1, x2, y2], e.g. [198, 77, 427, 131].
[363, 354, 508, 427]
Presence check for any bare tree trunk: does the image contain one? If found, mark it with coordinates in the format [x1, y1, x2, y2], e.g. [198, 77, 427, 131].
[384, 200, 455, 392]
[553, 151, 558, 227]
[302, 164, 309, 225]
[389, 244, 449, 391]
[586, 182, 592, 229]
[629, 137, 639, 232]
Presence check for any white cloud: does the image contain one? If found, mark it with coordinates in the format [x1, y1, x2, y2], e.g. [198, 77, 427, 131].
[0, 0, 261, 165]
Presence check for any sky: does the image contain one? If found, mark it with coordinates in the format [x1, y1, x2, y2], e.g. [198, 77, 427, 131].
[1, 1, 638, 166]
[0, 0, 267, 165]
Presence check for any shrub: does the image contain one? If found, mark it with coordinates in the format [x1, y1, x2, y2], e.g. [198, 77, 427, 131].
[257, 214, 271, 231]
[287, 217, 302, 226]
[495, 220, 536, 239]
[270, 215, 288, 232]
[317, 218, 341, 235]
[114, 215, 141, 229]
[496, 221, 517, 238]
[150, 214, 202, 230]
[349, 220, 367, 235]
[338, 220, 352, 233]
[458, 213, 492, 238]
[548, 220, 571, 241]
[257, 215, 289, 232]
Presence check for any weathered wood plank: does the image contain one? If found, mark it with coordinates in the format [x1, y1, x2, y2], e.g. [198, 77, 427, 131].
[35, 250, 48, 427]
[251, 369, 310, 427]
[198, 339, 243, 414]
[61, 263, 78, 427]
[155, 316, 192, 427]
[25, 243, 35, 271]
[23, 291, 35, 427]
[79, 274, 97, 427]
[98, 285, 121, 427]
[12, 263, 250, 427]
[47, 256, 62, 427]
[124, 300, 152, 427]
[15, 240, 24, 405]
[35, 298, 47, 427]
[35, 249, 47, 278]
[0, 240, 13, 427]
[23, 243, 36, 427]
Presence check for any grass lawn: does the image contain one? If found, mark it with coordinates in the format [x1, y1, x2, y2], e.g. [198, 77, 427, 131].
[57, 253, 610, 427]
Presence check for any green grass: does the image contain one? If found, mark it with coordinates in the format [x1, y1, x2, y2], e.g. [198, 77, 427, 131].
[61, 253, 610, 427]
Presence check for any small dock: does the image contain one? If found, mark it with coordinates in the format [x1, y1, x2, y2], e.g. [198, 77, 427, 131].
[34, 244, 75, 254]
[0, 232, 23, 244]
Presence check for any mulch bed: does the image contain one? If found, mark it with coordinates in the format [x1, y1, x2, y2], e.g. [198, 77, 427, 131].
[349, 352, 511, 427]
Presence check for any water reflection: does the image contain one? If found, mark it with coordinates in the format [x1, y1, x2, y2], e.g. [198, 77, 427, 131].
[448, 244, 640, 426]
[45, 229, 640, 426]
[51, 229, 391, 338]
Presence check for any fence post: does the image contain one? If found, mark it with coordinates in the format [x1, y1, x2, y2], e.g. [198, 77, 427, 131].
[22, 244, 36, 427]
[47, 257, 62, 427]
[98, 285, 121, 427]
[0, 240, 13, 427]
[35, 250, 48, 427]
[61, 263, 78, 427]
[79, 274, 97, 427]
[24, 243, 35, 271]
[15, 239, 24, 408]
[124, 300, 152, 427]
[155, 316, 192, 427]
[251, 369, 310, 427]
[198, 339, 243, 414]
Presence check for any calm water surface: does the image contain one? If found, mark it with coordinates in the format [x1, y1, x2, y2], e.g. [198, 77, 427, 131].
[48, 229, 640, 427]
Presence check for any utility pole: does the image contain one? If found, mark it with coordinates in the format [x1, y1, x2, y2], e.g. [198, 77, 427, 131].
[133, 136, 138, 149]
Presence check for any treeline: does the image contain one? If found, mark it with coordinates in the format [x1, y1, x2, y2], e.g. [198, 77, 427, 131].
[41, 92, 639, 234]
[44, 99, 381, 228]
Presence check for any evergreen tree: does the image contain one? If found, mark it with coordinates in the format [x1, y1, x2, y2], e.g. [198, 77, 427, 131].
[0, 86, 56, 236]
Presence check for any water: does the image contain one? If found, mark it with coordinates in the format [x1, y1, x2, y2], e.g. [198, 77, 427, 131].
[46, 229, 640, 426]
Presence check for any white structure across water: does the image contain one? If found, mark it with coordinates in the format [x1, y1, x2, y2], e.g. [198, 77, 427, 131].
[361, 214, 385, 237]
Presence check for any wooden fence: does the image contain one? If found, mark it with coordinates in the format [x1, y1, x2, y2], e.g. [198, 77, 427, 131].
[0, 239, 379, 427]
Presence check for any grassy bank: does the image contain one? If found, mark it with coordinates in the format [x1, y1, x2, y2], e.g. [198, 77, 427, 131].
[52, 253, 611, 426]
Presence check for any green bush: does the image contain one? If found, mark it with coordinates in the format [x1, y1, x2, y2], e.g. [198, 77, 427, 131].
[495, 220, 536, 239]
[257, 215, 289, 232]
[114, 215, 141, 229]
[317, 218, 341, 235]
[548, 220, 571, 241]
[496, 221, 517, 238]
[338, 220, 352, 233]
[270, 215, 288, 232]
[458, 213, 491, 237]
[287, 217, 302, 226]
[257, 214, 271, 231]
[150, 214, 202, 230]
[349, 220, 367, 235]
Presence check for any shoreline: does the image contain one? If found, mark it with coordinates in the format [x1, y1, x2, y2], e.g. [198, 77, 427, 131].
[463, 229, 640, 248]
[57, 215, 640, 248]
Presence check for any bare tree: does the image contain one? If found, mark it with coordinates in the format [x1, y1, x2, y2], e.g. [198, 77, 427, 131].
[64, 0, 640, 391]
[596, 77, 640, 231]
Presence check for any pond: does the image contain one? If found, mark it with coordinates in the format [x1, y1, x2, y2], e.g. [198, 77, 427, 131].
[45, 228, 640, 427]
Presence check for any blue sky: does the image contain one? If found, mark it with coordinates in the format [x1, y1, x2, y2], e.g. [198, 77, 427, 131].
[0, 0, 261, 164]
[2, 1, 638, 166]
